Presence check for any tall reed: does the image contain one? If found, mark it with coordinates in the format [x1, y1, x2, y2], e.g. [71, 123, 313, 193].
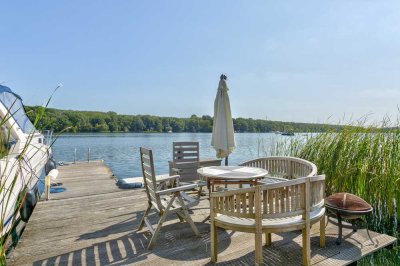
[268, 119, 400, 264]
[297, 125, 399, 235]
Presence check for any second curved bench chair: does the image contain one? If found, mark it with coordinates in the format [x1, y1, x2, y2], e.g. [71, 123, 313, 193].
[239, 156, 317, 180]
[210, 174, 326, 266]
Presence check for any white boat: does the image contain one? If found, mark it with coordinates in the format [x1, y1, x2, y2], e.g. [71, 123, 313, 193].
[0, 85, 54, 238]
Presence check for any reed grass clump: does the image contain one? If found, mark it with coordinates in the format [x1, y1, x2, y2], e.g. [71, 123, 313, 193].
[296, 123, 399, 236]
[267, 119, 400, 264]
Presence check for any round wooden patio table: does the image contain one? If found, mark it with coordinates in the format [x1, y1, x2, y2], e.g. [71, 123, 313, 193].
[197, 166, 269, 195]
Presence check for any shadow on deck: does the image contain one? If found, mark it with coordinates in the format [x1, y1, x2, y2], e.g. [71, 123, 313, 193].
[8, 162, 396, 266]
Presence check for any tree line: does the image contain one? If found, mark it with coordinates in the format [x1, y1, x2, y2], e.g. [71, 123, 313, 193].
[25, 106, 341, 133]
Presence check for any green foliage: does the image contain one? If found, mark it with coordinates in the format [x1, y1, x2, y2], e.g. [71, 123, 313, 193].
[25, 106, 342, 133]
[297, 126, 400, 233]
[269, 120, 400, 264]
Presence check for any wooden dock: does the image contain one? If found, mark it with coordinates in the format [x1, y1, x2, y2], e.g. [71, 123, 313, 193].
[8, 161, 396, 265]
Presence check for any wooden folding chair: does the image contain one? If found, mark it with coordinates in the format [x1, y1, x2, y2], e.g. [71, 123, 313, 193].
[171, 142, 205, 196]
[138, 147, 200, 249]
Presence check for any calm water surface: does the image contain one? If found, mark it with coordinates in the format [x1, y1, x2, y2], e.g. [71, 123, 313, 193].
[52, 133, 299, 178]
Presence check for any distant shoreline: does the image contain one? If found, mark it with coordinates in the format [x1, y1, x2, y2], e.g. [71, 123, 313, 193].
[26, 105, 342, 134]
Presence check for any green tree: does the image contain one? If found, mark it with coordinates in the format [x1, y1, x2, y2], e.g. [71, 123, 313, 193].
[25, 106, 343, 133]
[94, 122, 109, 132]
[130, 117, 144, 132]
[171, 119, 185, 132]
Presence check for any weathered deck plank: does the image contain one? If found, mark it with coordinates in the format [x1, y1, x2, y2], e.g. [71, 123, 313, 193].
[8, 161, 396, 266]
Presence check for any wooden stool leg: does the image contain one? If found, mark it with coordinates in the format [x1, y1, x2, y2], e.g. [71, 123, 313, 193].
[265, 233, 271, 246]
[210, 221, 218, 262]
[320, 216, 326, 248]
[148, 213, 167, 249]
[177, 195, 199, 236]
[176, 213, 184, 222]
[255, 231, 263, 265]
[302, 226, 311, 266]
[138, 203, 152, 231]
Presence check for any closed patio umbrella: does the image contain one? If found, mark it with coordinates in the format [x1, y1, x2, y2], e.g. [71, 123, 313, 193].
[211, 74, 236, 165]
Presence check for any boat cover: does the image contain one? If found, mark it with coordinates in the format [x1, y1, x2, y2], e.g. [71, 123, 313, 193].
[0, 85, 35, 133]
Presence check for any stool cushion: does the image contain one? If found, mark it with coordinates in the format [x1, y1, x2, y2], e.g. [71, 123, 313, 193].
[326, 193, 371, 211]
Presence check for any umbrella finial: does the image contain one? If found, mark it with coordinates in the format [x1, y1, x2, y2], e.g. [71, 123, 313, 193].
[220, 74, 227, 80]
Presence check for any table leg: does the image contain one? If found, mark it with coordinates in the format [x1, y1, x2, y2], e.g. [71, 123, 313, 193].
[207, 179, 211, 198]
[351, 220, 358, 232]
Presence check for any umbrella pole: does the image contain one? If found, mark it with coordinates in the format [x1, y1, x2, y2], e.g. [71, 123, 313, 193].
[225, 156, 228, 166]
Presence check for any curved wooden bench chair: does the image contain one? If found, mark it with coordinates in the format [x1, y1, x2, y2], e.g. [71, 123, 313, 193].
[210, 175, 325, 265]
[239, 156, 317, 179]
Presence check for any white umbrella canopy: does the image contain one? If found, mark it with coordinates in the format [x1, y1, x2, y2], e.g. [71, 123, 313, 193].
[211, 74, 236, 165]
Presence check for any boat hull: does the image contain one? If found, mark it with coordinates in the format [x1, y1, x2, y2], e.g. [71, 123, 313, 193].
[0, 137, 51, 236]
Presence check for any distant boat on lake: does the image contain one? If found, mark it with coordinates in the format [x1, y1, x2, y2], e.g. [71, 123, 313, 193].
[281, 131, 295, 136]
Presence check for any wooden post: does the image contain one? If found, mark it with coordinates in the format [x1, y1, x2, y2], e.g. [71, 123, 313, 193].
[74, 148, 77, 163]
[320, 215, 326, 248]
[210, 196, 218, 262]
[87, 148, 90, 163]
[45, 175, 51, 200]
[265, 233, 271, 246]
[302, 178, 311, 266]
[287, 158, 293, 179]
[255, 185, 263, 265]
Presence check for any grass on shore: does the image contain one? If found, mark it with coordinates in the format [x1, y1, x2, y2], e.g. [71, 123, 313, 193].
[266, 118, 400, 264]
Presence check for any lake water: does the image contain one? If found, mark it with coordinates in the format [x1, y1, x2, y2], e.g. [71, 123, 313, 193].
[52, 133, 300, 178]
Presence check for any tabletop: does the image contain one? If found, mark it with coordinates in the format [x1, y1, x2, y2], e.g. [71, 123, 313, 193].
[197, 166, 268, 180]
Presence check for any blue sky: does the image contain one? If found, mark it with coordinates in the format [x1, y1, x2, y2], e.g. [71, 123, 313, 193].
[1, 1, 400, 124]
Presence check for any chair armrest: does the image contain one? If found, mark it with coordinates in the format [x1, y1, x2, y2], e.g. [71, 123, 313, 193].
[155, 174, 179, 183]
[258, 177, 288, 185]
[171, 168, 182, 174]
[196, 180, 207, 187]
[156, 184, 198, 195]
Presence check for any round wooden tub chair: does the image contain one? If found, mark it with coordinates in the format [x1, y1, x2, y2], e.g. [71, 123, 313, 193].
[210, 175, 326, 265]
[239, 156, 317, 180]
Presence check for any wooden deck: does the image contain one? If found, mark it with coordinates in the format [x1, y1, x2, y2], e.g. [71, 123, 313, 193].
[8, 161, 396, 265]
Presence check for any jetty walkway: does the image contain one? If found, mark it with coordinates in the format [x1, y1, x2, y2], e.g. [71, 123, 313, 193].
[8, 161, 396, 265]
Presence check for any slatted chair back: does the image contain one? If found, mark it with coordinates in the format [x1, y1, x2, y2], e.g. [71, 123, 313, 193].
[239, 156, 317, 179]
[310, 175, 325, 212]
[210, 186, 257, 219]
[140, 147, 163, 211]
[210, 176, 325, 265]
[259, 177, 310, 220]
[173, 141, 199, 162]
[172, 142, 200, 182]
